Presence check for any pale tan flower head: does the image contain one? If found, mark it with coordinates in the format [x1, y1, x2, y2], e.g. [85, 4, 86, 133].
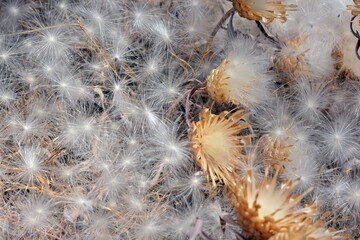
[274, 36, 309, 81]
[258, 134, 292, 173]
[190, 108, 251, 187]
[229, 169, 316, 239]
[206, 59, 232, 104]
[232, 0, 297, 24]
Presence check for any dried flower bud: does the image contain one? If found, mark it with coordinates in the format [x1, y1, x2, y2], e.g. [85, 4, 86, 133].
[258, 134, 291, 173]
[190, 108, 251, 187]
[229, 169, 316, 239]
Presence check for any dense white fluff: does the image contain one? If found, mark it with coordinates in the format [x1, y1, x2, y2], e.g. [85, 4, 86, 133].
[74, 1, 119, 40]
[93, 170, 130, 201]
[145, 124, 191, 172]
[5, 112, 47, 142]
[108, 27, 132, 62]
[166, 170, 205, 201]
[50, 67, 92, 104]
[254, 98, 297, 141]
[113, 97, 163, 130]
[133, 50, 168, 84]
[17, 194, 56, 236]
[62, 187, 94, 223]
[57, 104, 105, 155]
[282, 144, 320, 192]
[0, 0, 28, 32]
[302, 40, 336, 78]
[174, 0, 210, 21]
[0, 36, 21, 71]
[222, 36, 272, 107]
[292, 78, 331, 122]
[148, 19, 178, 49]
[23, 8, 77, 61]
[1, 0, 360, 238]
[237, 148, 264, 181]
[317, 110, 360, 164]
[320, 172, 360, 225]
[83, 211, 115, 239]
[279, 0, 338, 37]
[145, 66, 188, 109]
[170, 203, 207, 239]
[134, 212, 166, 240]
[0, 86, 16, 108]
[127, 2, 158, 31]
[13, 145, 48, 185]
[341, 177, 360, 220]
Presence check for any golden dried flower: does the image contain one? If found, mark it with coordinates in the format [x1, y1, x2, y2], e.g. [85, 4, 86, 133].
[232, 0, 296, 24]
[229, 169, 316, 239]
[190, 108, 251, 187]
[347, 0, 360, 16]
[206, 59, 231, 104]
[206, 52, 271, 107]
[258, 134, 292, 173]
[274, 36, 309, 81]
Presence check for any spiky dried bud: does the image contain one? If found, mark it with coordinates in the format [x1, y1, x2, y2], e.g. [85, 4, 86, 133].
[190, 108, 251, 187]
[274, 36, 308, 80]
[257, 134, 291, 173]
[229, 169, 316, 239]
[206, 59, 231, 104]
[232, 0, 296, 24]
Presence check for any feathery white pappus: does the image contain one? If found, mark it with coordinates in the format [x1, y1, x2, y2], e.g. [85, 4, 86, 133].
[217, 35, 273, 107]
[317, 109, 360, 165]
[291, 78, 331, 122]
[1, 0, 360, 238]
[16, 194, 57, 237]
[319, 171, 360, 230]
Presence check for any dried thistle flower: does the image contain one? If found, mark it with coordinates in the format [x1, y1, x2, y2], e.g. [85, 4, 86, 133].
[229, 169, 316, 239]
[232, 0, 296, 24]
[274, 36, 309, 80]
[190, 108, 251, 187]
[257, 134, 291, 173]
[206, 50, 271, 108]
